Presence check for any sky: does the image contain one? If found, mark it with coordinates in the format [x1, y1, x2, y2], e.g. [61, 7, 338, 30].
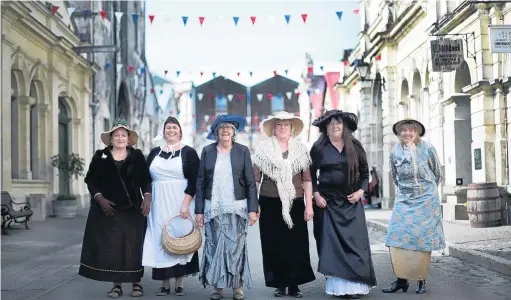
[145, 0, 361, 87]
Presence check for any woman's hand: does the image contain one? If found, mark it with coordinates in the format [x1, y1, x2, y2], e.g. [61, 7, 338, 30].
[141, 194, 151, 216]
[195, 214, 204, 228]
[347, 189, 364, 204]
[180, 201, 190, 219]
[248, 212, 258, 226]
[314, 192, 327, 208]
[97, 195, 116, 216]
[257, 205, 261, 218]
[304, 205, 314, 222]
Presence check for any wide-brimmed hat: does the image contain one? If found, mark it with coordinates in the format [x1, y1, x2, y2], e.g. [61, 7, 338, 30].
[260, 111, 304, 137]
[393, 119, 426, 137]
[312, 109, 358, 132]
[207, 115, 246, 141]
[101, 119, 139, 146]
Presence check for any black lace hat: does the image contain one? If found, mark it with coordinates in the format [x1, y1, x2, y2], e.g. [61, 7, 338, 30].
[312, 109, 358, 132]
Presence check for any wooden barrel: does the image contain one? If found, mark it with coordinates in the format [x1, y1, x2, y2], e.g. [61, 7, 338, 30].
[467, 182, 502, 228]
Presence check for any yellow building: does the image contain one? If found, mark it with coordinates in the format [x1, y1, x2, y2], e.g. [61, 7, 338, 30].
[336, 0, 510, 222]
[1, 1, 97, 220]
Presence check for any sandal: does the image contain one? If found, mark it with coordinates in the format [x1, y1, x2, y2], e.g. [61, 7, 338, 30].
[108, 285, 123, 299]
[210, 289, 223, 300]
[155, 287, 170, 296]
[131, 284, 144, 297]
[233, 290, 244, 300]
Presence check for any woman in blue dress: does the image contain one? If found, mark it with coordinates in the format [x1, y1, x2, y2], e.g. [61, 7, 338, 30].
[382, 119, 445, 295]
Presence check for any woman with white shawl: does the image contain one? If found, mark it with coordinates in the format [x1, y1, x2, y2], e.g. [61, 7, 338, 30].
[252, 111, 315, 298]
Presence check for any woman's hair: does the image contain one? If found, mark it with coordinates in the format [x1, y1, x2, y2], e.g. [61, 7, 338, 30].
[313, 116, 367, 188]
[163, 116, 182, 139]
[396, 121, 422, 145]
[215, 122, 237, 142]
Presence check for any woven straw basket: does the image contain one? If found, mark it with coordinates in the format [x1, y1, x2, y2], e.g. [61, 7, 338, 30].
[162, 216, 202, 255]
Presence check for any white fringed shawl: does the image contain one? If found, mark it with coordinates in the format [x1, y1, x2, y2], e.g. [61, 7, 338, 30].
[252, 136, 312, 228]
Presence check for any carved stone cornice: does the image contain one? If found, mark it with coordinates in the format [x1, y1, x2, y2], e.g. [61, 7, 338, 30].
[462, 80, 493, 96]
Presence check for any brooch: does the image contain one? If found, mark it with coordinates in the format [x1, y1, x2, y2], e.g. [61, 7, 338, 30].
[102, 153, 107, 159]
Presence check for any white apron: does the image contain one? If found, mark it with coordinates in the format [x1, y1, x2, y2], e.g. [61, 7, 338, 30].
[142, 148, 196, 268]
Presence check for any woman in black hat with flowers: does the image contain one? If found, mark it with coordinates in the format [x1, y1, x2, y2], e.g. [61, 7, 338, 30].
[310, 110, 376, 299]
[79, 119, 152, 298]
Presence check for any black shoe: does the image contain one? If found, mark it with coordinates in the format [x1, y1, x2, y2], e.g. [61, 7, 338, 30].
[288, 286, 303, 298]
[382, 279, 409, 293]
[416, 280, 426, 294]
[155, 287, 170, 296]
[274, 288, 286, 297]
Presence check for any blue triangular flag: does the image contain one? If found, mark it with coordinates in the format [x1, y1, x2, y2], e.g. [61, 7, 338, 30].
[277, 93, 283, 99]
[189, 92, 193, 98]
[320, 66, 324, 71]
[182, 16, 188, 26]
[307, 90, 312, 96]
[131, 13, 139, 23]
[83, 9, 92, 17]
[212, 72, 216, 78]
[284, 69, 288, 75]
[284, 14, 291, 24]
[336, 11, 343, 21]
[140, 67, 145, 74]
[160, 90, 163, 94]
[233, 16, 239, 26]
[176, 70, 181, 77]
[105, 62, 111, 69]
[249, 71, 253, 77]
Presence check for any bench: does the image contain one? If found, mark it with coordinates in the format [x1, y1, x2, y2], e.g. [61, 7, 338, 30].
[1, 191, 33, 235]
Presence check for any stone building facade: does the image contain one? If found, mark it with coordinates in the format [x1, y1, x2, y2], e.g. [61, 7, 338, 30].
[336, 0, 511, 222]
[1, 1, 97, 218]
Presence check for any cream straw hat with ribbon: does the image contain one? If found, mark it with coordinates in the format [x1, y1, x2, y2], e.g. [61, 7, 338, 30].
[100, 119, 139, 146]
[260, 111, 304, 138]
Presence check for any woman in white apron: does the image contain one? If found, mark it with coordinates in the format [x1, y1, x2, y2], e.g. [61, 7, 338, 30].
[143, 117, 200, 296]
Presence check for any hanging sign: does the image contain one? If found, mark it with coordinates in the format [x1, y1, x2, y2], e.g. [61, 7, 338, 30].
[489, 25, 511, 53]
[430, 38, 464, 72]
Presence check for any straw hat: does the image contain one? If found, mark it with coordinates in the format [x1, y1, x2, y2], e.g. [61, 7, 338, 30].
[261, 111, 304, 137]
[392, 119, 426, 137]
[100, 119, 139, 146]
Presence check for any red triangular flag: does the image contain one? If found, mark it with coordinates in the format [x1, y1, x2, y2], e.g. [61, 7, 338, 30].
[237, 93, 244, 100]
[199, 16, 205, 26]
[250, 16, 256, 25]
[164, 70, 168, 76]
[296, 92, 301, 97]
[150, 88, 155, 94]
[307, 66, 313, 73]
[376, 55, 382, 61]
[267, 93, 273, 100]
[200, 72, 204, 77]
[100, 10, 106, 20]
[301, 14, 308, 23]
[273, 71, 277, 76]
[51, 5, 59, 15]
[353, 9, 359, 15]
[149, 15, 155, 23]
[128, 65, 134, 72]
[237, 72, 240, 77]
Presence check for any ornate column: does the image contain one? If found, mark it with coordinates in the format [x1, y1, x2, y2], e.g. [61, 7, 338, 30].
[37, 104, 50, 179]
[18, 96, 35, 179]
[358, 81, 372, 159]
[421, 87, 431, 142]
[1, 41, 13, 189]
[491, 80, 510, 186]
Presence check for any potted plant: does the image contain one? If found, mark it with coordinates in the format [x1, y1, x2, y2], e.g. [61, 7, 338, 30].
[50, 153, 85, 218]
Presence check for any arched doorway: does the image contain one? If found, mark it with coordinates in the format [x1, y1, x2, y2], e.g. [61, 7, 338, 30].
[411, 71, 422, 120]
[399, 80, 409, 120]
[118, 82, 130, 121]
[370, 73, 384, 171]
[58, 98, 71, 195]
[29, 81, 39, 178]
[11, 71, 20, 178]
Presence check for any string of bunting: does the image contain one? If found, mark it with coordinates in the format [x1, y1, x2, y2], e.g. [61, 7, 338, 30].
[50, 4, 361, 26]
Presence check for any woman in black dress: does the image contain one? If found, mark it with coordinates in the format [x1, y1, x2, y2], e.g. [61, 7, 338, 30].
[310, 110, 376, 299]
[79, 119, 152, 298]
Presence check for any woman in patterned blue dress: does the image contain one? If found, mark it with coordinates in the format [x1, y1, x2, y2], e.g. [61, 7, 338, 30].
[382, 119, 445, 295]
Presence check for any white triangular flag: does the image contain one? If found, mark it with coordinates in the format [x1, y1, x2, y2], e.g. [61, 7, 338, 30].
[67, 7, 76, 16]
[204, 115, 209, 122]
[115, 12, 123, 23]
[117, 64, 123, 73]
[198, 93, 204, 101]
[257, 94, 263, 101]
[286, 92, 292, 99]
[227, 94, 234, 102]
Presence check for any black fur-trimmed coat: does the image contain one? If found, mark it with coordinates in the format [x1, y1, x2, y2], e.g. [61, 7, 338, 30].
[84, 146, 152, 212]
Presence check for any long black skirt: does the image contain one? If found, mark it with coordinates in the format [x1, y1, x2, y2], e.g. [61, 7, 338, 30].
[313, 189, 377, 286]
[152, 252, 200, 280]
[259, 196, 316, 288]
[79, 204, 146, 283]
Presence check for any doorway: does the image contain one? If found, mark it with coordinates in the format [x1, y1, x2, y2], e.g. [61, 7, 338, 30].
[58, 98, 70, 195]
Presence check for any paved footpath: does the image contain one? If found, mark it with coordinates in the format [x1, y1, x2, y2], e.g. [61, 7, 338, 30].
[2, 215, 511, 300]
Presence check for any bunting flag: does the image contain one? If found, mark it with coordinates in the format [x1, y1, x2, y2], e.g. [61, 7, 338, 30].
[51, 5, 59, 15]
[237, 72, 240, 77]
[284, 14, 291, 24]
[128, 65, 134, 72]
[199, 16, 205, 26]
[227, 94, 234, 101]
[257, 94, 263, 101]
[182, 16, 188, 26]
[200, 71, 204, 77]
[250, 16, 256, 25]
[115, 12, 123, 23]
[376, 55, 382, 61]
[301, 14, 308, 23]
[164, 70, 168, 76]
[307, 90, 312, 96]
[233, 16, 240, 26]
[140, 67, 146, 74]
[150, 88, 154, 94]
[212, 72, 216, 78]
[105, 62, 111, 69]
[176, 70, 181, 77]
[189, 92, 193, 98]
[237, 93, 244, 100]
[83, 9, 92, 17]
[117, 64, 123, 73]
[320, 66, 324, 71]
[100, 10, 107, 20]
[67, 7, 76, 16]
[267, 93, 273, 100]
[198, 93, 204, 101]
[131, 13, 139, 23]
[353, 9, 360, 15]
[336, 11, 343, 20]
[149, 15, 155, 23]
[285, 69, 289, 75]
[273, 71, 277, 76]
[249, 71, 253, 77]
[286, 92, 292, 99]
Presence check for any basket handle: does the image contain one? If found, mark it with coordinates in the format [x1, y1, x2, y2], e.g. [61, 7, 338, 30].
[165, 215, 199, 228]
